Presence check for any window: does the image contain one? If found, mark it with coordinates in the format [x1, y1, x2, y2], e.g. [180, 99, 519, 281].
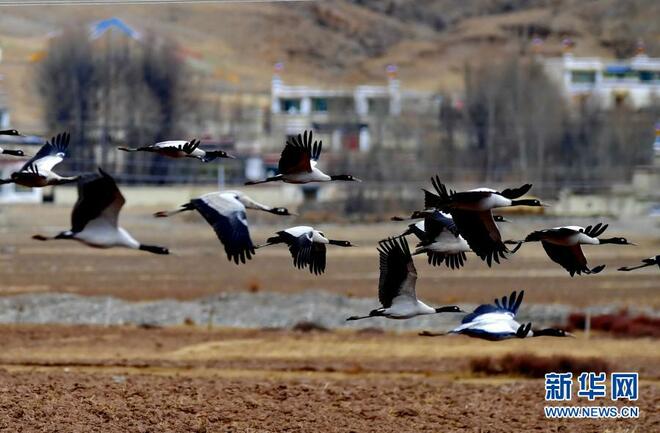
[571, 71, 596, 84]
[638, 70, 654, 82]
[311, 97, 327, 112]
[280, 98, 301, 113]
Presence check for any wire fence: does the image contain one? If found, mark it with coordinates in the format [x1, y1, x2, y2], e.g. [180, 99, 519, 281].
[49, 154, 641, 197]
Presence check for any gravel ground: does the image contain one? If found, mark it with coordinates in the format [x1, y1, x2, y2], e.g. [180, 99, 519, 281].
[0, 291, 657, 331]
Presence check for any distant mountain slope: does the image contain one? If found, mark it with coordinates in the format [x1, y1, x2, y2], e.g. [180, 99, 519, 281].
[0, 0, 657, 131]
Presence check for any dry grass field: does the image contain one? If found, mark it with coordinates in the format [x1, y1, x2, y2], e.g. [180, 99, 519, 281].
[1, 203, 658, 307]
[0, 203, 658, 431]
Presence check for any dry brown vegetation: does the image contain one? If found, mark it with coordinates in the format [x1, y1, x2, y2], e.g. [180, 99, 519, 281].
[470, 353, 611, 378]
[566, 312, 660, 338]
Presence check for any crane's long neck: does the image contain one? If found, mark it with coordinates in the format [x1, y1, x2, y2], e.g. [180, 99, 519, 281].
[52, 175, 80, 185]
[239, 195, 271, 212]
[510, 199, 536, 206]
[139, 244, 170, 255]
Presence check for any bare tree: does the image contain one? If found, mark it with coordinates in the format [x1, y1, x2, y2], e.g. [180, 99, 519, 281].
[37, 26, 197, 183]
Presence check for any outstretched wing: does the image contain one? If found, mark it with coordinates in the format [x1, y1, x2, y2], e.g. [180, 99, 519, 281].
[378, 237, 417, 308]
[71, 168, 125, 232]
[282, 230, 327, 274]
[181, 139, 200, 154]
[499, 184, 532, 199]
[21, 132, 70, 173]
[278, 130, 322, 174]
[461, 290, 524, 324]
[424, 176, 453, 209]
[541, 242, 603, 277]
[190, 194, 255, 265]
[451, 209, 510, 266]
[426, 251, 467, 269]
[582, 222, 608, 238]
[424, 210, 459, 239]
[309, 242, 327, 275]
[524, 227, 579, 242]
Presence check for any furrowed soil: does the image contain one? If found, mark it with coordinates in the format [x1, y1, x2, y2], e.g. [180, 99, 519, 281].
[0, 325, 658, 432]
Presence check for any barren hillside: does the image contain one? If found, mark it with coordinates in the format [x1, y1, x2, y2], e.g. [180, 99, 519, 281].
[0, 0, 657, 131]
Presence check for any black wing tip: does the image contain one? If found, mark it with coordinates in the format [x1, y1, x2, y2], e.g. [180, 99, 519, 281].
[584, 222, 608, 238]
[378, 236, 410, 257]
[495, 289, 524, 313]
[228, 247, 255, 265]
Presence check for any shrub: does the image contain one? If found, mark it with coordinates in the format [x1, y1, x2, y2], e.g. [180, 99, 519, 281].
[470, 353, 610, 378]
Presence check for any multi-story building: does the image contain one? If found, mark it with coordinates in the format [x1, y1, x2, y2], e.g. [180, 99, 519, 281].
[267, 65, 440, 154]
[544, 52, 660, 109]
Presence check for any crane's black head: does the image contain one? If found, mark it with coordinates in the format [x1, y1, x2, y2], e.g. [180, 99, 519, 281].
[435, 305, 464, 314]
[600, 237, 635, 245]
[139, 244, 170, 255]
[204, 150, 235, 161]
[329, 239, 356, 247]
[534, 328, 574, 338]
[216, 150, 234, 159]
[330, 174, 361, 182]
[511, 199, 543, 207]
[2, 149, 24, 156]
[0, 129, 21, 136]
[269, 207, 294, 216]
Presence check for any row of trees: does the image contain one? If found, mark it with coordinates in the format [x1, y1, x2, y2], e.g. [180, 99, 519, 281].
[455, 55, 656, 191]
[36, 29, 656, 191]
[37, 27, 196, 182]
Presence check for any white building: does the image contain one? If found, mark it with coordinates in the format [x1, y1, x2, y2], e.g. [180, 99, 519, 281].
[544, 53, 660, 109]
[269, 65, 439, 153]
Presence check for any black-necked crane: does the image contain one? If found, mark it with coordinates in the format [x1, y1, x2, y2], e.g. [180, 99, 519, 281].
[119, 139, 234, 162]
[0, 132, 78, 187]
[32, 168, 169, 255]
[420, 290, 572, 340]
[256, 225, 355, 274]
[245, 130, 361, 185]
[0, 129, 25, 156]
[522, 223, 634, 276]
[395, 210, 510, 269]
[347, 237, 463, 321]
[618, 255, 660, 272]
[154, 191, 294, 264]
[422, 176, 533, 266]
[424, 176, 543, 212]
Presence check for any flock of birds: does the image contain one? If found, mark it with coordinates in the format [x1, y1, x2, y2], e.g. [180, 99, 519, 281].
[1, 128, 658, 341]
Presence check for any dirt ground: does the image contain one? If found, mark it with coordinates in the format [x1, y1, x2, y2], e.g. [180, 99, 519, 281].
[0, 325, 658, 432]
[1, 204, 658, 307]
[0, 205, 659, 431]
